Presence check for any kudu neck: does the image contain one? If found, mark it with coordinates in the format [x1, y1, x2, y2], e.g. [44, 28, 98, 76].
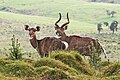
[29, 35, 38, 49]
[60, 32, 67, 40]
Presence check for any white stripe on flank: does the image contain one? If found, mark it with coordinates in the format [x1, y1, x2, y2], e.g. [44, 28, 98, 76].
[62, 41, 68, 50]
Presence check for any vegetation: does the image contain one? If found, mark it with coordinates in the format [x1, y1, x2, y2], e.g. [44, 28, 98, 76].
[32, 58, 79, 76]
[0, 51, 119, 80]
[6, 35, 23, 60]
[51, 51, 93, 75]
[101, 62, 120, 77]
[38, 67, 71, 80]
[88, 52, 101, 68]
[0, 59, 36, 77]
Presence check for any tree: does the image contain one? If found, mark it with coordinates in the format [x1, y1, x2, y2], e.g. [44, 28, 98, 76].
[97, 23, 103, 33]
[5, 35, 23, 59]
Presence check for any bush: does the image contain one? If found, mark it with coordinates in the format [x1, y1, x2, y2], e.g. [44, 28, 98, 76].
[109, 76, 120, 80]
[21, 58, 34, 65]
[0, 58, 14, 73]
[0, 59, 36, 77]
[98, 61, 111, 68]
[33, 58, 79, 76]
[88, 52, 101, 69]
[5, 35, 23, 60]
[71, 75, 111, 80]
[35, 66, 53, 75]
[5, 61, 36, 77]
[41, 68, 71, 80]
[51, 51, 93, 75]
[35, 66, 71, 80]
[0, 74, 23, 80]
[102, 62, 120, 77]
[0, 58, 14, 65]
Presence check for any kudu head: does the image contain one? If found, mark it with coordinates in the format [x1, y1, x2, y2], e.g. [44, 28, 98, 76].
[24, 25, 40, 39]
[55, 13, 70, 37]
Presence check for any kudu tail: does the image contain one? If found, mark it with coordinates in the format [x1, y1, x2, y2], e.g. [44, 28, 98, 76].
[95, 40, 109, 62]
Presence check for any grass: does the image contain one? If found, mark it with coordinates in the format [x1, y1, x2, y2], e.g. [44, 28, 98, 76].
[0, 0, 120, 33]
[51, 51, 93, 75]
[1, 0, 120, 21]
[0, 11, 96, 33]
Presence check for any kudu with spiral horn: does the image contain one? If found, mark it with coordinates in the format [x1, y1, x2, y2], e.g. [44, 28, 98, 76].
[55, 13, 109, 61]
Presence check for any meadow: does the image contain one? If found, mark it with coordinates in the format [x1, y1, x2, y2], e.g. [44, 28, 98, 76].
[0, 0, 120, 80]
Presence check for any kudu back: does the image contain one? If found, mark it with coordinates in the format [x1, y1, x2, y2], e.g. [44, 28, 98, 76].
[54, 13, 109, 61]
[25, 25, 67, 58]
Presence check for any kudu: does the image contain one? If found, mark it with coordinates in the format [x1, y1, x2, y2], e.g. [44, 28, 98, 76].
[25, 25, 68, 58]
[55, 13, 109, 61]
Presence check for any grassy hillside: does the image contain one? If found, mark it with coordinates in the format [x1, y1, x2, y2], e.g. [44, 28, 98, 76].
[0, 0, 120, 61]
[1, 0, 120, 22]
[0, 0, 120, 32]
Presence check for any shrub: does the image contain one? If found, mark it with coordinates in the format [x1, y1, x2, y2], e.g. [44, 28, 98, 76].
[102, 62, 120, 77]
[51, 51, 93, 75]
[88, 52, 101, 69]
[0, 59, 36, 77]
[35, 66, 53, 75]
[5, 61, 36, 77]
[98, 61, 111, 68]
[5, 35, 23, 60]
[0, 58, 14, 65]
[71, 75, 111, 80]
[21, 58, 34, 65]
[35, 66, 71, 80]
[109, 76, 120, 80]
[0, 58, 14, 73]
[0, 74, 23, 80]
[33, 58, 79, 76]
[41, 68, 71, 80]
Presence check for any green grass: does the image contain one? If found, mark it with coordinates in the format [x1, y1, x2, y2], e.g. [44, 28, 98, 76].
[0, 11, 96, 33]
[1, 0, 120, 22]
[0, 0, 120, 33]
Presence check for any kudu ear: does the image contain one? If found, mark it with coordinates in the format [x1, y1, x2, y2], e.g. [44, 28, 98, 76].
[36, 26, 40, 31]
[24, 25, 29, 30]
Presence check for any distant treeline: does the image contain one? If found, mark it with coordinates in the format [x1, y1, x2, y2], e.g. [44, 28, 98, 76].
[89, 0, 120, 3]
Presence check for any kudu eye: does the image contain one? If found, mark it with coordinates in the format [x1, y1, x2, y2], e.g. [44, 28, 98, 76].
[56, 32, 59, 35]
[55, 27, 58, 30]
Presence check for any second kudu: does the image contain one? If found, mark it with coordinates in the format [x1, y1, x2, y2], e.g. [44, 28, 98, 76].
[55, 13, 109, 61]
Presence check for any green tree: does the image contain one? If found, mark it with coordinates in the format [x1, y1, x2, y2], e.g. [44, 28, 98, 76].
[7, 35, 23, 59]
